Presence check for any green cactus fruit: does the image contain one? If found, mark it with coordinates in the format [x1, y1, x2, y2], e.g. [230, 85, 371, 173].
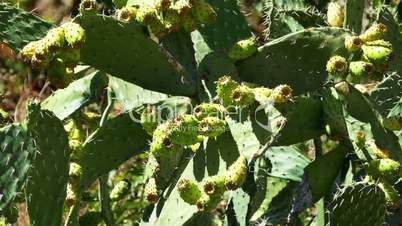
[231, 85, 255, 106]
[225, 155, 248, 190]
[150, 122, 174, 157]
[270, 84, 293, 103]
[61, 22, 86, 48]
[344, 35, 363, 52]
[362, 40, 392, 64]
[110, 180, 131, 201]
[327, 2, 344, 28]
[216, 75, 239, 106]
[378, 180, 401, 209]
[118, 6, 138, 23]
[369, 143, 391, 159]
[47, 58, 73, 88]
[65, 183, 78, 207]
[252, 87, 272, 103]
[228, 37, 258, 61]
[182, 14, 198, 32]
[326, 55, 348, 77]
[170, 114, 201, 145]
[172, 0, 191, 15]
[136, 4, 158, 25]
[57, 48, 80, 68]
[196, 192, 221, 212]
[382, 117, 402, 131]
[78, 211, 103, 226]
[191, 0, 216, 24]
[19, 40, 41, 63]
[144, 178, 159, 203]
[43, 27, 65, 51]
[177, 178, 202, 205]
[164, 9, 181, 32]
[79, 0, 97, 16]
[198, 116, 226, 138]
[32, 39, 52, 64]
[69, 162, 83, 187]
[152, 0, 171, 10]
[349, 61, 374, 78]
[359, 23, 387, 43]
[202, 175, 225, 197]
[141, 106, 158, 135]
[148, 15, 169, 38]
[2, 204, 18, 224]
[64, 119, 85, 153]
[193, 103, 226, 120]
[367, 159, 401, 182]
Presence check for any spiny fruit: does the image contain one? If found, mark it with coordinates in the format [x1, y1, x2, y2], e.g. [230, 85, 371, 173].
[61, 22, 86, 48]
[327, 2, 344, 28]
[182, 14, 198, 32]
[43, 27, 65, 51]
[144, 178, 159, 203]
[198, 116, 226, 138]
[202, 175, 225, 197]
[64, 119, 85, 152]
[193, 103, 226, 120]
[118, 6, 138, 23]
[191, 0, 216, 24]
[225, 155, 247, 190]
[216, 76, 239, 106]
[359, 23, 387, 43]
[151, 0, 171, 10]
[136, 4, 158, 25]
[141, 106, 158, 135]
[231, 85, 255, 106]
[47, 58, 73, 88]
[172, 0, 192, 15]
[362, 40, 392, 64]
[196, 192, 221, 212]
[270, 84, 293, 103]
[148, 15, 169, 38]
[177, 178, 201, 205]
[32, 40, 52, 66]
[378, 180, 401, 209]
[253, 87, 272, 103]
[326, 55, 348, 77]
[163, 9, 182, 32]
[366, 159, 401, 182]
[349, 61, 374, 78]
[369, 143, 391, 159]
[344, 35, 363, 52]
[19, 40, 41, 63]
[79, 0, 97, 16]
[110, 180, 131, 201]
[65, 183, 78, 207]
[228, 37, 258, 61]
[170, 114, 201, 145]
[69, 162, 83, 186]
[150, 122, 174, 157]
[57, 48, 80, 68]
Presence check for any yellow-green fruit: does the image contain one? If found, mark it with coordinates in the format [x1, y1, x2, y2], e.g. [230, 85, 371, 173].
[33, 39, 51, 63]
[154, 0, 171, 10]
[349, 61, 374, 78]
[198, 117, 226, 138]
[225, 155, 247, 190]
[177, 178, 201, 205]
[110, 180, 131, 201]
[164, 9, 181, 32]
[202, 175, 225, 197]
[170, 114, 201, 145]
[69, 162, 83, 186]
[253, 87, 272, 103]
[47, 58, 73, 88]
[344, 35, 363, 52]
[193, 103, 226, 120]
[79, 0, 97, 15]
[43, 27, 65, 51]
[228, 37, 258, 61]
[64, 119, 85, 153]
[65, 183, 78, 207]
[172, 0, 192, 15]
[367, 159, 401, 182]
[150, 122, 173, 157]
[362, 40, 392, 64]
[61, 22, 86, 48]
[144, 178, 159, 203]
[379, 180, 401, 209]
[196, 192, 221, 212]
[216, 76, 239, 106]
[148, 15, 169, 38]
[270, 84, 293, 103]
[231, 85, 255, 106]
[359, 23, 387, 43]
[141, 106, 158, 135]
[326, 55, 348, 77]
[118, 6, 138, 23]
[191, 0, 216, 24]
[57, 48, 81, 68]
[327, 2, 344, 28]
[19, 40, 41, 63]
[136, 5, 158, 25]
[182, 14, 198, 32]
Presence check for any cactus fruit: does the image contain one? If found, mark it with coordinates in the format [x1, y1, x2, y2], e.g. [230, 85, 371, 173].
[327, 2, 344, 28]
[144, 178, 159, 203]
[150, 128, 174, 157]
[196, 192, 221, 212]
[359, 23, 387, 43]
[136, 5, 158, 25]
[141, 106, 158, 135]
[69, 162, 83, 186]
[202, 175, 225, 197]
[193, 103, 226, 120]
[65, 183, 78, 207]
[216, 76, 239, 106]
[326, 55, 348, 77]
[344, 35, 363, 52]
[349, 61, 374, 78]
[152, 0, 171, 10]
[19, 40, 41, 63]
[228, 37, 258, 61]
[198, 116, 226, 138]
[172, 0, 192, 15]
[79, 0, 97, 16]
[191, 0, 216, 24]
[366, 159, 401, 182]
[163, 9, 181, 32]
[170, 114, 201, 145]
[61, 22, 86, 48]
[118, 6, 138, 23]
[231, 85, 255, 107]
[43, 27, 65, 51]
[225, 155, 247, 190]
[149, 15, 169, 38]
[370, 143, 391, 159]
[253, 87, 272, 103]
[378, 180, 401, 209]
[270, 84, 293, 103]
[64, 119, 85, 153]
[110, 180, 131, 201]
[47, 58, 73, 88]
[361, 40, 392, 64]
[177, 178, 202, 205]
[78, 211, 103, 226]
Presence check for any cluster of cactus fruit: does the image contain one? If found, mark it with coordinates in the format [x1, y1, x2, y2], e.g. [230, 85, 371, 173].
[1, 0, 402, 225]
